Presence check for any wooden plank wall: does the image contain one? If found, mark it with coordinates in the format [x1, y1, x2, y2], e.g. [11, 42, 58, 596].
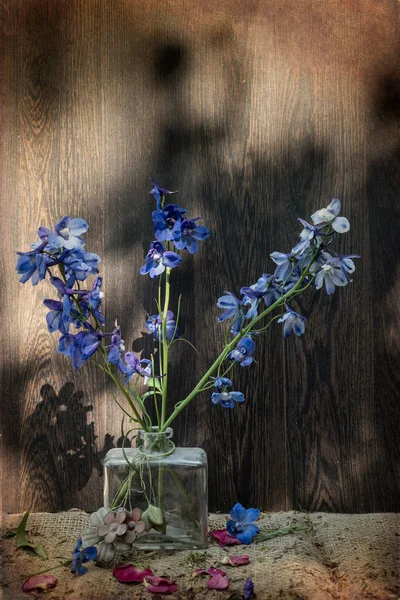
[1, 0, 399, 514]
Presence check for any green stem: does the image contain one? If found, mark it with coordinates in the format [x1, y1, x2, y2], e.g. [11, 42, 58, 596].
[161, 248, 320, 431]
[160, 267, 171, 427]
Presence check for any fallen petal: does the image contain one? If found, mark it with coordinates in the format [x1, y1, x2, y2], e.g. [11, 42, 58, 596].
[192, 568, 208, 578]
[207, 573, 229, 590]
[208, 567, 226, 577]
[211, 529, 242, 547]
[221, 554, 250, 566]
[113, 564, 153, 583]
[144, 575, 177, 594]
[22, 575, 57, 592]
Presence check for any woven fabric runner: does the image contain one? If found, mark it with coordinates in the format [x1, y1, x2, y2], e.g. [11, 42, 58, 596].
[1, 510, 399, 599]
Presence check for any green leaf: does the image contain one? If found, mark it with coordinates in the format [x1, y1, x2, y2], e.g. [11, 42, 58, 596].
[141, 390, 162, 401]
[15, 511, 47, 559]
[146, 377, 162, 392]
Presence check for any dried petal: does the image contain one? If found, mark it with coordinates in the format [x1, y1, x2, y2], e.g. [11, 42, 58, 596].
[22, 575, 57, 592]
[207, 573, 229, 590]
[211, 529, 242, 547]
[144, 575, 177, 594]
[113, 564, 153, 583]
[208, 567, 226, 577]
[192, 568, 208, 578]
[221, 554, 250, 566]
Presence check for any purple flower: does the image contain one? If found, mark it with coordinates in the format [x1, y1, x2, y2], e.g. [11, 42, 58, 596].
[146, 311, 177, 341]
[71, 537, 97, 576]
[211, 377, 245, 408]
[58, 328, 102, 368]
[152, 204, 186, 242]
[226, 503, 260, 545]
[228, 337, 255, 367]
[140, 241, 181, 278]
[149, 178, 177, 209]
[123, 352, 152, 383]
[173, 218, 210, 254]
[244, 578, 255, 600]
[311, 198, 350, 233]
[48, 217, 88, 250]
[277, 306, 306, 338]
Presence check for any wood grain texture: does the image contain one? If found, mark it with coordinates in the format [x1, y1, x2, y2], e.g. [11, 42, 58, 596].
[0, 0, 399, 513]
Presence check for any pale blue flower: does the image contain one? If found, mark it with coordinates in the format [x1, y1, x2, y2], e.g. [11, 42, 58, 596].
[311, 199, 350, 233]
[278, 306, 306, 338]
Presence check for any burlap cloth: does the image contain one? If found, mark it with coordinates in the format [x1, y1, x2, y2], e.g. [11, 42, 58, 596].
[1, 511, 398, 600]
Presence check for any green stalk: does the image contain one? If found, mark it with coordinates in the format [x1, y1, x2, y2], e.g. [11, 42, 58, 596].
[161, 248, 320, 431]
[160, 267, 171, 427]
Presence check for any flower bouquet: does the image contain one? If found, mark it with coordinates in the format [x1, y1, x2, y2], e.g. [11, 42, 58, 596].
[16, 181, 359, 557]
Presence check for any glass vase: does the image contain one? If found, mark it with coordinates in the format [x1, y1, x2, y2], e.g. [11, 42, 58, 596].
[103, 427, 208, 550]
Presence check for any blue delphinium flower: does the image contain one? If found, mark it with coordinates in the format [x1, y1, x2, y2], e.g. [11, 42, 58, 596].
[140, 241, 181, 278]
[48, 217, 88, 250]
[291, 218, 324, 256]
[311, 198, 350, 233]
[277, 306, 306, 338]
[146, 311, 177, 341]
[217, 292, 244, 333]
[123, 352, 152, 383]
[71, 537, 97, 576]
[152, 204, 186, 242]
[241, 274, 282, 320]
[60, 249, 101, 285]
[270, 251, 294, 282]
[106, 322, 126, 371]
[16, 241, 50, 285]
[173, 218, 210, 254]
[228, 336, 255, 367]
[211, 377, 245, 408]
[310, 251, 359, 295]
[244, 579, 255, 600]
[86, 276, 105, 323]
[58, 328, 102, 368]
[149, 178, 177, 209]
[226, 503, 260, 544]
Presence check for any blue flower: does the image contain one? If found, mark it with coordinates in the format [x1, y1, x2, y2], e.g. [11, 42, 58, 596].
[270, 252, 294, 282]
[310, 251, 359, 295]
[43, 298, 84, 334]
[211, 377, 245, 408]
[16, 240, 50, 285]
[241, 274, 282, 319]
[58, 328, 102, 368]
[311, 199, 350, 233]
[173, 218, 210, 254]
[146, 311, 177, 341]
[140, 241, 181, 278]
[291, 218, 324, 256]
[217, 292, 244, 334]
[228, 336, 255, 367]
[60, 249, 101, 285]
[278, 306, 306, 338]
[106, 322, 126, 371]
[71, 537, 97, 576]
[226, 503, 260, 544]
[149, 178, 177, 209]
[123, 352, 152, 383]
[152, 204, 186, 242]
[86, 276, 104, 323]
[48, 217, 88, 250]
[244, 579, 255, 600]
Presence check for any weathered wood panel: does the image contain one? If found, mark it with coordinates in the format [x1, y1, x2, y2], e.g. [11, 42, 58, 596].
[0, 0, 399, 513]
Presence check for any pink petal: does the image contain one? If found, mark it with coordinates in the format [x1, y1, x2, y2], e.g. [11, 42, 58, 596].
[208, 567, 226, 577]
[211, 529, 242, 547]
[134, 521, 146, 534]
[207, 573, 229, 590]
[130, 508, 142, 522]
[104, 512, 115, 525]
[144, 575, 177, 594]
[221, 554, 250, 566]
[113, 564, 153, 583]
[192, 568, 208, 578]
[22, 575, 57, 592]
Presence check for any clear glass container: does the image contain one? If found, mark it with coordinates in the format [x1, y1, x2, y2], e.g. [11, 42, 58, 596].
[103, 427, 208, 549]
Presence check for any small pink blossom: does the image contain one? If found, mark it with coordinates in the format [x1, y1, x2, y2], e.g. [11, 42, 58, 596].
[221, 554, 250, 566]
[144, 575, 177, 594]
[211, 528, 242, 547]
[22, 575, 57, 592]
[113, 564, 153, 583]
